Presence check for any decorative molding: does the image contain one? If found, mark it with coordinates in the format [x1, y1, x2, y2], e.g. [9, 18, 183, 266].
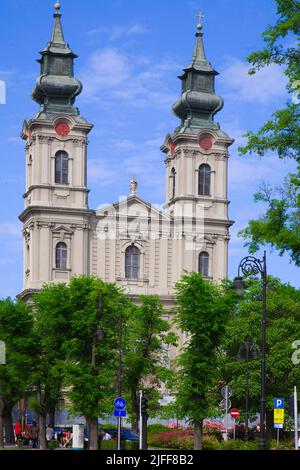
[215, 153, 228, 161]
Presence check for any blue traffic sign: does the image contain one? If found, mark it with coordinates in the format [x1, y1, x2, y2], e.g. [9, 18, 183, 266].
[114, 397, 127, 410]
[274, 398, 285, 409]
[114, 410, 126, 417]
[274, 423, 284, 429]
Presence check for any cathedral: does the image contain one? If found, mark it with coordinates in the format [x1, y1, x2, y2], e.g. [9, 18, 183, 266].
[19, 3, 234, 320]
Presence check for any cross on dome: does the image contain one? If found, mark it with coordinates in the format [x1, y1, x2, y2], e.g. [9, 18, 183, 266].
[196, 11, 204, 30]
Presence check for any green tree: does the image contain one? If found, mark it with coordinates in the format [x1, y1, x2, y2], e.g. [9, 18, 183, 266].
[123, 295, 177, 432]
[31, 283, 71, 449]
[218, 277, 300, 444]
[174, 273, 233, 450]
[239, 0, 300, 263]
[63, 276, 129, 450]
[0, 299, 33, 448]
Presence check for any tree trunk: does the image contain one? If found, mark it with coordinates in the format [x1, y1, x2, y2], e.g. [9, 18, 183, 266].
[131, 388, 139, 433]
[87, 417, 99, 450]
[0, 403, 4, 449]
[266, 409, 273, 446]
[194, 421, 203, 450]
[38, 413, 47, 450]
[2, 405, 14, 445]
[48, 409, 55, 429]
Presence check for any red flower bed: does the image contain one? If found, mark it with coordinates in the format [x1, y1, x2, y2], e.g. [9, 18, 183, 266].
[148, 429, 194, 450]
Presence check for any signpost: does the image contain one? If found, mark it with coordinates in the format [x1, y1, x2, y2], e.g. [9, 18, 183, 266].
[230, 408, 240, 441]
[114, 398, 127, 410]
[114, 397, 127, 450]
[294, 386, 298, 450]
[221, 386, 232, 442]
[274, 398, 285, 445]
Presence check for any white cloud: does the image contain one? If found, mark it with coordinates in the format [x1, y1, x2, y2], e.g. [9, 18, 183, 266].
[88, 144, 165, 201]
[229, 155, 287, 189]
[219, 57, 287, 103]
[85, 23, 150, 42]
[88, 160, 120, 185]
[79, 48, 178, 108]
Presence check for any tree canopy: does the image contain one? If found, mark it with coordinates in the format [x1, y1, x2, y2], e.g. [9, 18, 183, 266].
[239, 0, 300, 263]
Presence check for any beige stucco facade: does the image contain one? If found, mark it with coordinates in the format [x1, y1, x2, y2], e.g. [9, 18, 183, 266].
[19, 118, 233, 302]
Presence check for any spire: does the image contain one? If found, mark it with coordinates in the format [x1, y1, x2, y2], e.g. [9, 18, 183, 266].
[32, 2, 83, 119]
[172, 13, 224, 133]
[44, 1, 74, 56]
[51, 2, 65, 46]
[187, 13, 214, 73]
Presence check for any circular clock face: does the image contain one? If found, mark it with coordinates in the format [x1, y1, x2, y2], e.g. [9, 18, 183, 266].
[55, 122, 70, 137]
[199, 135, 213, 151]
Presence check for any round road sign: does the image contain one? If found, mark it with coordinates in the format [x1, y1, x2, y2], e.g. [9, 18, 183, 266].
[230, 408, 240, 420]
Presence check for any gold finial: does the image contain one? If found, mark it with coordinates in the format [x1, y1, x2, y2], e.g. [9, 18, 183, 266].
[196, 11, 204, 30]
[54, 1, 61, 12]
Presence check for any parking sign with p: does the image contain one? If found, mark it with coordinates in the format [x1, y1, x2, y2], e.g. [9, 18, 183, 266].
[274, 398, 285, 409]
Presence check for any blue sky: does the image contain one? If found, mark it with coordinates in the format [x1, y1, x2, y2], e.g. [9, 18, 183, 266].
[0, 0, 298, 298]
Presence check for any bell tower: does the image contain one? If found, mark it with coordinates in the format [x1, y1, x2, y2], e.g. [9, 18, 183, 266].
[161, 14, 234, 281]
[19, 2, 93, 298]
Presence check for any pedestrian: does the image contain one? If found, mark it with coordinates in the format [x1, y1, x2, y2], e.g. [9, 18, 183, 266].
[14, 421, 22, 441]
[46, 425, 55, 442]
[30, 421, 40, 449]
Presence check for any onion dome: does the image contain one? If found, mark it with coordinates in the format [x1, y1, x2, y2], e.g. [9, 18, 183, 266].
[32, 2, 83, 119]
[172, 15, 224, 134]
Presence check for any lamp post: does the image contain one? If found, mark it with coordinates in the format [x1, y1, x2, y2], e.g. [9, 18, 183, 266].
[236, 341, 259, 441]
[233, 252, 267, 451]
[117, 314, 123, 451]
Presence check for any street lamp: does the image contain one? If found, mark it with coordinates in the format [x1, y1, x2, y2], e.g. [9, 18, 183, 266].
[233, 252, 267, 451]
[236, 341, 260, 441]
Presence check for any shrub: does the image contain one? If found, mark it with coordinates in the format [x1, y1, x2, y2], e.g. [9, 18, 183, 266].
[148, 429, 193, 450]
[47, 439, 59, 450]
[16, 439, 24, 448]
[203, 436, 220, 450]
[100, 440, 117, 450]
[219, 439, 258, 450]
[228, 424, 258, 441]
[270, 439, 294, 450]
[203, 420, 225, 441]
[148, 424, 170, 435]
[124, 441, 139, 451]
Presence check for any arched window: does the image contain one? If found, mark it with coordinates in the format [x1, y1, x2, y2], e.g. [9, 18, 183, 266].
[125, 245, 140, 279]
[198, 164, 211, 196]
[56, 242, 68, 270]
[55, 151, 69, 184]
[171, 168, 176, 199]
[199, 251, 209, 277]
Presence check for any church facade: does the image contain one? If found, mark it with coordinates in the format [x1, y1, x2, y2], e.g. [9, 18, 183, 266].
[19, 4, 234, 317]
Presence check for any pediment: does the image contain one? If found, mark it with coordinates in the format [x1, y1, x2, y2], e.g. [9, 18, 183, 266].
[51, 225, 74, 234]
[96, 196, 170, 221]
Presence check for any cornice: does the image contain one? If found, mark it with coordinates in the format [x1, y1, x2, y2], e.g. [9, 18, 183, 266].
[19, 206, 95, 222]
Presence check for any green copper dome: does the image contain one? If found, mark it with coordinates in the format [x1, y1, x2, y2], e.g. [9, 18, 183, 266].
[173, 22, 223, 134]
[32, 5, 83, 119]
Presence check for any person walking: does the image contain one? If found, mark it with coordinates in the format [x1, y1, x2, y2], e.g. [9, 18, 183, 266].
[30, 421, 40, 449]
[14, 421, 22, 441]
[46, 425, 55, 442]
